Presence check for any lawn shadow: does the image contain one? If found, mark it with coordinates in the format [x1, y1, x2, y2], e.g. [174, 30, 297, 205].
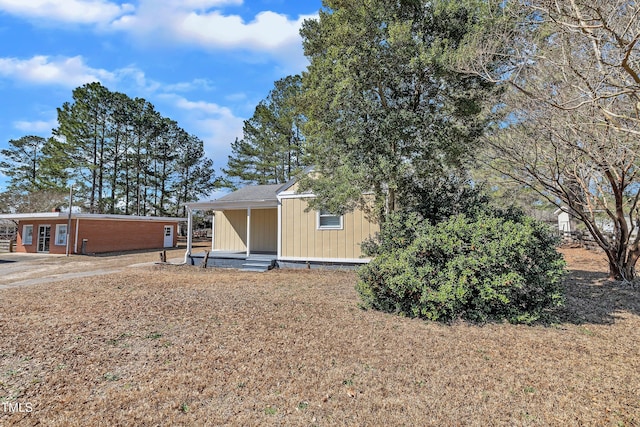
[551, 269, 640, 325]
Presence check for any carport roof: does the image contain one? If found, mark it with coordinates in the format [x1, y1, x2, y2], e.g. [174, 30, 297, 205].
[187, 184, 283, 210]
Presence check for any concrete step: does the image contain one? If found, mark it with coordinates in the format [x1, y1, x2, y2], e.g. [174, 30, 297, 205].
[240, 257, 276, 272]
[240, 266, 270, 272]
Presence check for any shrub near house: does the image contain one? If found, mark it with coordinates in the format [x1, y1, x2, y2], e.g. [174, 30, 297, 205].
[357, 209, 566, 324]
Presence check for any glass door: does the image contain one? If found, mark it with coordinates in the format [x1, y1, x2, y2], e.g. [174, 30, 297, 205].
[38, 225, 51, 252]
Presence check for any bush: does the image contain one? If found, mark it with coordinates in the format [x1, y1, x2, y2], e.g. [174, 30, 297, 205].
[356, 211, 566, 323]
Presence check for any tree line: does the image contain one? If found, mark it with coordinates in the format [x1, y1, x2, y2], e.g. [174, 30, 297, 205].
[1, 82, 218, 217]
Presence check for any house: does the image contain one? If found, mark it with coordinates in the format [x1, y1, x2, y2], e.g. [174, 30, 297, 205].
[0, 212, 185, 255]
[184, 178, 380, 268]
[554, 207, 575, 235]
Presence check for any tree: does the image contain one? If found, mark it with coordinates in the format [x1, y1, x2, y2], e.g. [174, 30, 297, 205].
[299, 0, 499, 223]
[461, 0, 640, 280]
[42, 83, 219, 215]
[54, 82, 112, 213]
[224, 75, 306, 187]
[172, 131, 218, 217]
[0, 189, 69, 213]
[0, 136, 47, 192]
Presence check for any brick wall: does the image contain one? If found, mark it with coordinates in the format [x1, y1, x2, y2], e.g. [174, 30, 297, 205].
[15, 218, 178, 254]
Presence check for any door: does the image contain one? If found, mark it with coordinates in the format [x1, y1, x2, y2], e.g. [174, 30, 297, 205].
[163, 225, 174, 248]
[38, 225, 51, 252]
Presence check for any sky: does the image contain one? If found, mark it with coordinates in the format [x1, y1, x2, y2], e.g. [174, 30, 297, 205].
[0, 0, 321, 194]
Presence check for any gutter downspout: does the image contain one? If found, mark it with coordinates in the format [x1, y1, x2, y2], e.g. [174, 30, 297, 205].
[74, 218, 80, 254]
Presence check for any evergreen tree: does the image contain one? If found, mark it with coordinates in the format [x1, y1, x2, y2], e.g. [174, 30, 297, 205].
[224, 75, 306, 187]
[2, 82, 221, 216]
[299, 0, 499, 223]
[172, 131, 217, 217]
[0, 135, 47, 192]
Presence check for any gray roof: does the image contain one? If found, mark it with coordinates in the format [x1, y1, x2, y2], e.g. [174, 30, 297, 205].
[186, 183, 284, 211]
[216, 184, 282, 203]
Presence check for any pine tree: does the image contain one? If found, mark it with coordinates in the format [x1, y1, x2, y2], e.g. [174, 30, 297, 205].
[0, 135, 47, 192]
[224, 75, 306, 187]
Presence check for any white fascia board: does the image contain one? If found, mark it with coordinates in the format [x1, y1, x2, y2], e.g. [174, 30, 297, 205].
[76, 214, 187, 222]
[0, 212, 66, 220]
[0, 212, 186, 222]
[277, 192, 316, 200]
[188, 200, 278, 211]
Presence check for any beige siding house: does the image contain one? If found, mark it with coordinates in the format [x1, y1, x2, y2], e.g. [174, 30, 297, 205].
[185, 179, 379, 266]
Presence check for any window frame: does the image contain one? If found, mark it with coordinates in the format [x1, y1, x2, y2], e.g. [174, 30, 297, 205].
[317, 210, 344, 230]
[54, 224, 67, 246]
[22, 224, 34, 245]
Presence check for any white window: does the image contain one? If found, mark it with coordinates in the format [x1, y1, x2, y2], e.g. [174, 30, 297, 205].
[55, 224, 67, 246]
[22, 225, 33, 245]
[317, 210, 343, 230]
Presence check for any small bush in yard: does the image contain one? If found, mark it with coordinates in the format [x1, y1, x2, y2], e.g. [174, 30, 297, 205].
[357, 210, 566, 323]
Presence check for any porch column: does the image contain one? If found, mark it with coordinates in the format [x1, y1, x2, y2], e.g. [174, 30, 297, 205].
[277, 200, 282, 259]
[184, 206, 193, 264]
[211, 212, 215, 251]
[246, 208, 251, 257]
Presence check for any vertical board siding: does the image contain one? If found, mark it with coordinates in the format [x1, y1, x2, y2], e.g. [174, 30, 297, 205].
[214, 210, 247, 251]
[251, 209, 277, 252]
[281, 197, 379, 260]
[213, 209, 277, 253]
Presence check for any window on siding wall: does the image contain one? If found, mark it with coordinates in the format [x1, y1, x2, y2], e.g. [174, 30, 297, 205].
[23, 225, 33, 245]
[318, 210, 343, 230]
[55, 224, 67, 246]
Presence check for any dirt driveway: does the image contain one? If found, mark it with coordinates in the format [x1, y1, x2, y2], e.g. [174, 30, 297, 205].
[0, 245, 197, 289]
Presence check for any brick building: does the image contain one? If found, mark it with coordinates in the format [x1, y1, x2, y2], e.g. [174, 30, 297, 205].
[0, 212, 185, 254]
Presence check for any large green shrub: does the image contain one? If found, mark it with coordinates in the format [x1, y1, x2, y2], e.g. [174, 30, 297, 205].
[357, 211, 566, 323]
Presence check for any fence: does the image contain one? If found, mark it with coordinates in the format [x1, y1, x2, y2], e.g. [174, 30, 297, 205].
[559, 230, 605, 251]
[0, 240, 15, 253]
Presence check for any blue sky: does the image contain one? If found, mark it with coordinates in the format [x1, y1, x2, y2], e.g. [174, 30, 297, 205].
[0, 0, 321, 192]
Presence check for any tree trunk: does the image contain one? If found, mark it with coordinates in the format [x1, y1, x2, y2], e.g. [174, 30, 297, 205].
[605, 246, 640, 282]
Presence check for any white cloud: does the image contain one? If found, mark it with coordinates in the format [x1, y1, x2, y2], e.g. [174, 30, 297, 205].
[176, 10, 312, 50]
[111, 1, 316, 66]
[13, 119, 58, 134]
[167, 95, 244, 161]
[0, 0, 315, 70]
[175, 98, 235, 116]
[164, 79, 216, 93]
[0, 0, 134, 24]
[0, 55, 114, 87]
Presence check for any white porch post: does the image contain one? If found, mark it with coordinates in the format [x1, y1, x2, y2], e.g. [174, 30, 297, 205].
[246, 208, 251, 257]
[184, 206, 193, 264]
[211, 212, 215, 251]
[277, 200, 282, 259]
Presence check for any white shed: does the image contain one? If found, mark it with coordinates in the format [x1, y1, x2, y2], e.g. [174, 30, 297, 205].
[554, 207, 574, 234]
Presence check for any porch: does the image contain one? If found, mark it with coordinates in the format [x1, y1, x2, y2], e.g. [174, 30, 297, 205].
[187, 250, 277, 271]
[184, 185, 281, 266]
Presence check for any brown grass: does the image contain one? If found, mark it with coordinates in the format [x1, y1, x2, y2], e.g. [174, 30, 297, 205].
[1, 247, 639, 426]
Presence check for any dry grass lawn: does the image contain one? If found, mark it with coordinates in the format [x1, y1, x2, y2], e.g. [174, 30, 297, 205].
[1, 247, 639, 426]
